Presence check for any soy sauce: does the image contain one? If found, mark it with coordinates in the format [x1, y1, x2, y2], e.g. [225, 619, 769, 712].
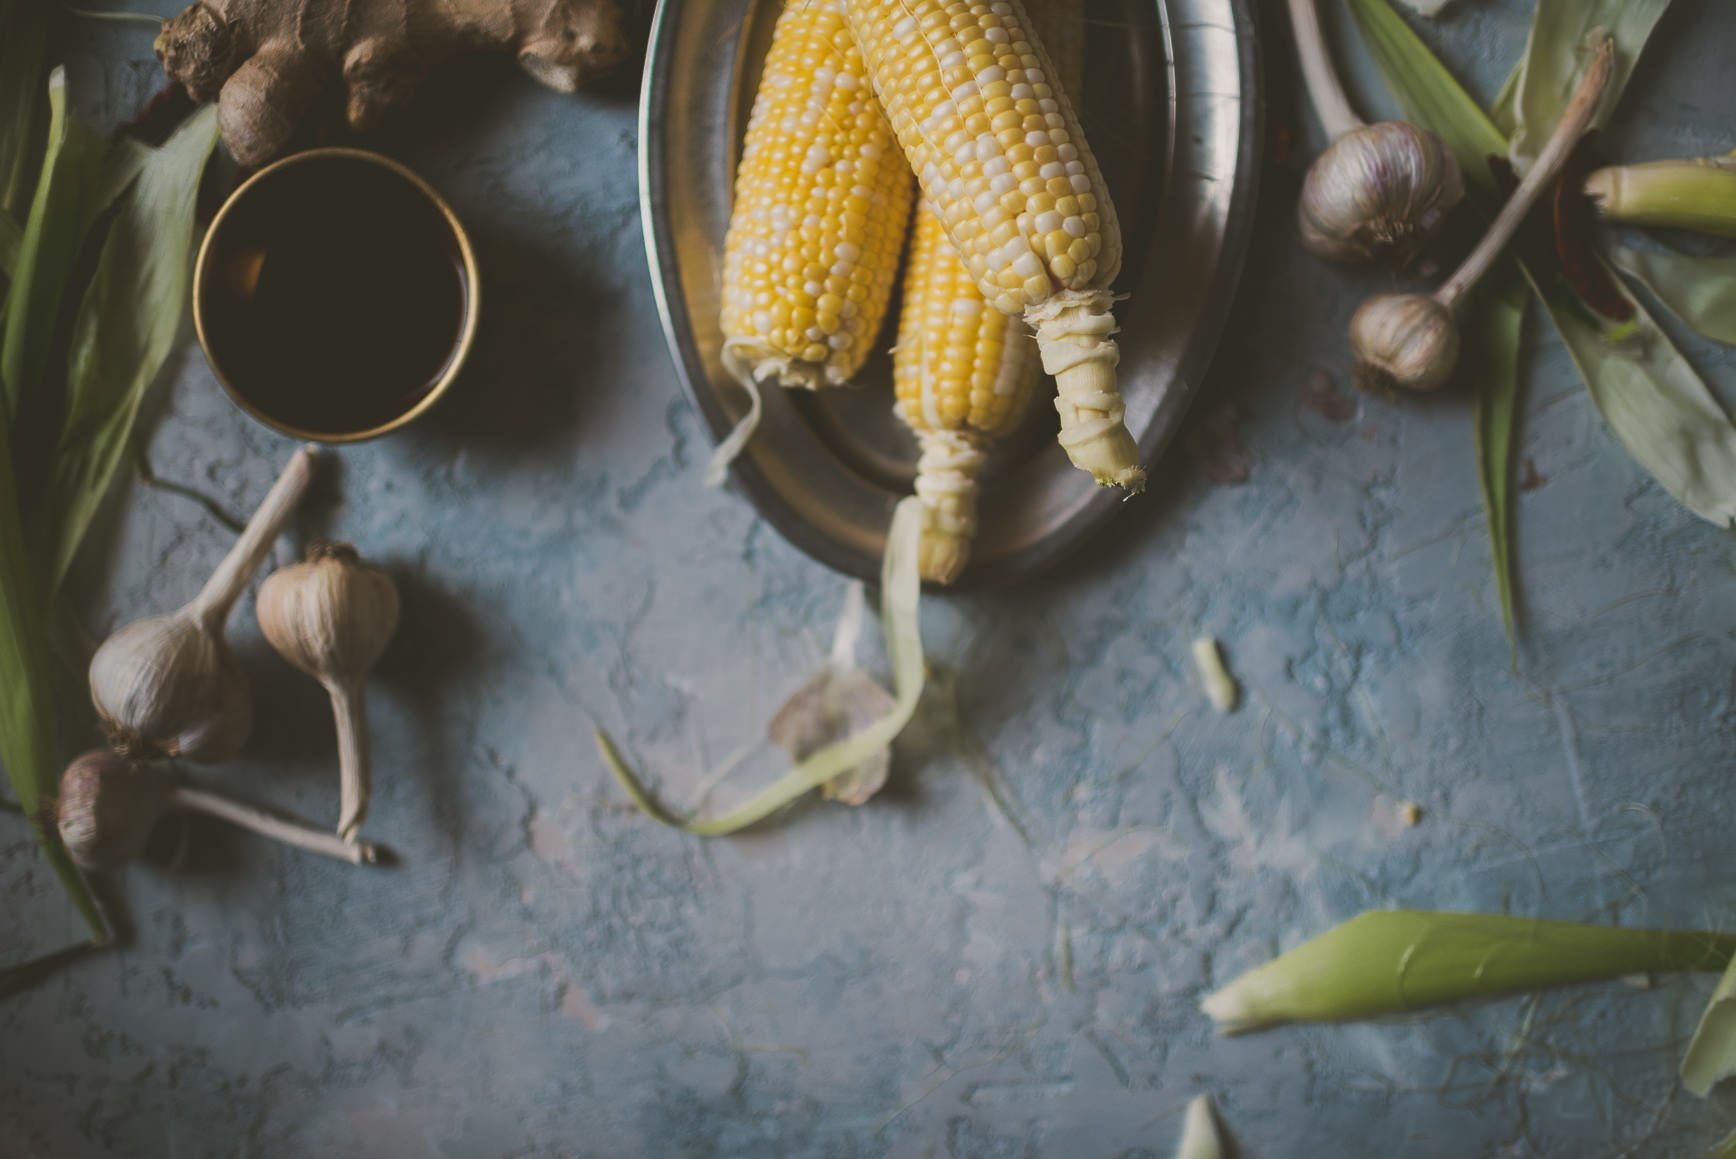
[199, 154, 469, 437]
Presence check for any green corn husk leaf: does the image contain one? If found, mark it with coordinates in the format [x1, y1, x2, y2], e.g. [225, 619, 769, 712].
[1507, 0, 1671, 166]
[1344, 0, 1506, 194]
[0, 0, 50, 221]
[1524, 263, 1736, 526]
[35, 104, 218, 596]
[1614, 246, 1736, 346]
[0, 323, 103, 941]
[1708, 1128, 1736, 1159]
[1347, 0, 1736, 530]
[1470, 273, 1528, 667]
[1682, 954, 1736, 1097]
[1490, 62, 1521, 136]
[1175, 1095, 1226, 1159]
[1201, 911, 1736, 1034]
[1588, 158, 1736, 239]
[2, 68, 106, 426]
[600, 496, 926, 835]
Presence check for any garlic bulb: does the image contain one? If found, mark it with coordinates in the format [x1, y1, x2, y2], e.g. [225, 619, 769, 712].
[1288, 0, 1464, 265]
[256, 542, 400, 842]
[55, 749, 378, 868]
[89, 446, 316, 760]
[1351, 39, 1613, 392]
[56, 749, 173, 868]
[1349, 293, 1459, 392]
[1299, 123, 1465, 264]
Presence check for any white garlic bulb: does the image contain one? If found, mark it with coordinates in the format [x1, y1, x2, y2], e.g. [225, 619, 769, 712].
[89, 446, 316, 761]
[56, 748, 378, 868]
[257, 541, 400, 842]
[1299, 122, 1466, 264]
[1349, 292, 1460, 392]
[89, 615, 253, 761]
[1287, 0, 1464, 266]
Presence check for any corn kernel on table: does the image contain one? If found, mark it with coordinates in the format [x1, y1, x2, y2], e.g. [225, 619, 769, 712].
[5, 3, 1736, 1156]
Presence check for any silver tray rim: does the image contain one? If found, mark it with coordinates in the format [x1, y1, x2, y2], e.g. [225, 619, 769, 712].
[639, 0, 1264, 588]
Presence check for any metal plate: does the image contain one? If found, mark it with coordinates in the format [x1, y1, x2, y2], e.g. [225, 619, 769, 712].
[639, 0, 1262, 585]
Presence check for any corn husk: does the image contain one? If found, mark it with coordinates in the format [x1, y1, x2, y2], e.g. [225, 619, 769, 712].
[1682, 955, 1736, 1097]
[1614, 246, 1736, 346]
[1202, 910, 1736, 1034]
[1506, 0, 1670, 167]
[1587, 157, 1736, 239]
[599, 497, 925, 834]
[36, 104, 219, 592]
[1175, 1095, 1226, 1159]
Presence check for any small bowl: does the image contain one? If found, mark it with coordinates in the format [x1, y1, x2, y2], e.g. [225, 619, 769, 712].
[193, 148, 480, 443]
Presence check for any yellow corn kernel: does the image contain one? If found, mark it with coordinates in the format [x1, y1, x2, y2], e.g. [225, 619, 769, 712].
[893, 201, 1040, 584]
[718, 0, 914, 392]
[888, 1, 1084, 583]
[845, 0, 1143, 492]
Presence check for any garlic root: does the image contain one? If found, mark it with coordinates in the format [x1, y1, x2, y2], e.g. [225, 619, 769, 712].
[169, 783, 377, 864]
[257, 542, 399, 842]
[328, 682, 371, 843]
[89, 444, 317, 761]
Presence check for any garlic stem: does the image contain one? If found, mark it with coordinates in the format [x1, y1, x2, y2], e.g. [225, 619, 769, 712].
[188, 444, 317, 633]
[1287, 0, 1364, 142]
[328, 680, 371, 843]
[1583, 157, 1736, 239]
[1436, 38, 1613, 310]
[169, 784, 378, 864]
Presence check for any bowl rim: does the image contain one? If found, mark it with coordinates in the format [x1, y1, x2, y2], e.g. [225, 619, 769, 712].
[191, 146, 481, 445]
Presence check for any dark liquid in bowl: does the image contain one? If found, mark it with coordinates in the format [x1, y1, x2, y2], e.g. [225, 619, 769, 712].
[199, 155, 468, 437]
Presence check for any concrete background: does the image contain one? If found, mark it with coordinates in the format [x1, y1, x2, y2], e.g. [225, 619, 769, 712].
[4, 1, 1735, 1156]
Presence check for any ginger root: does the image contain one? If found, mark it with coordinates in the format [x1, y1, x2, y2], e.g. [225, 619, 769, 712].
[156, 0, 629, 166]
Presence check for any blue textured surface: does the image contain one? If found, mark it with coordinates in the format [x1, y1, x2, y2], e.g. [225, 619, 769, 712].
[4, 3, 1736, 1156]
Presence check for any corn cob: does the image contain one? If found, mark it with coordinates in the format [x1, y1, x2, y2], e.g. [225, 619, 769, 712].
[891, 0, 1083, 583]
[845, 0, 1142, 493]
[710, 0, 915, 483]
[893, 201, 1039, 582]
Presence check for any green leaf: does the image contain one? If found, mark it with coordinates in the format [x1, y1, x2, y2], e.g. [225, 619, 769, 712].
[1682, 954, 1736, 1097]
[1201, 910, 1736, 1033]
[1708, 1128, 1736, 1159]
[35, 104, 218, 595]
[0, 314, 103, 941]
[1175, 1095, 1226, 1159]
[1613, 246, 1736, 346]
[1508, 0, 1672, 166]
[1526, 264, 1736, 527]
[1344, 0, 1507, 194]
[1348, 0, 1736, 531]
[1469, 273, 1527, 667]
[2, 68, 107, 425]
[600, 496, 928, 835]
[0, 0, 50, 221]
